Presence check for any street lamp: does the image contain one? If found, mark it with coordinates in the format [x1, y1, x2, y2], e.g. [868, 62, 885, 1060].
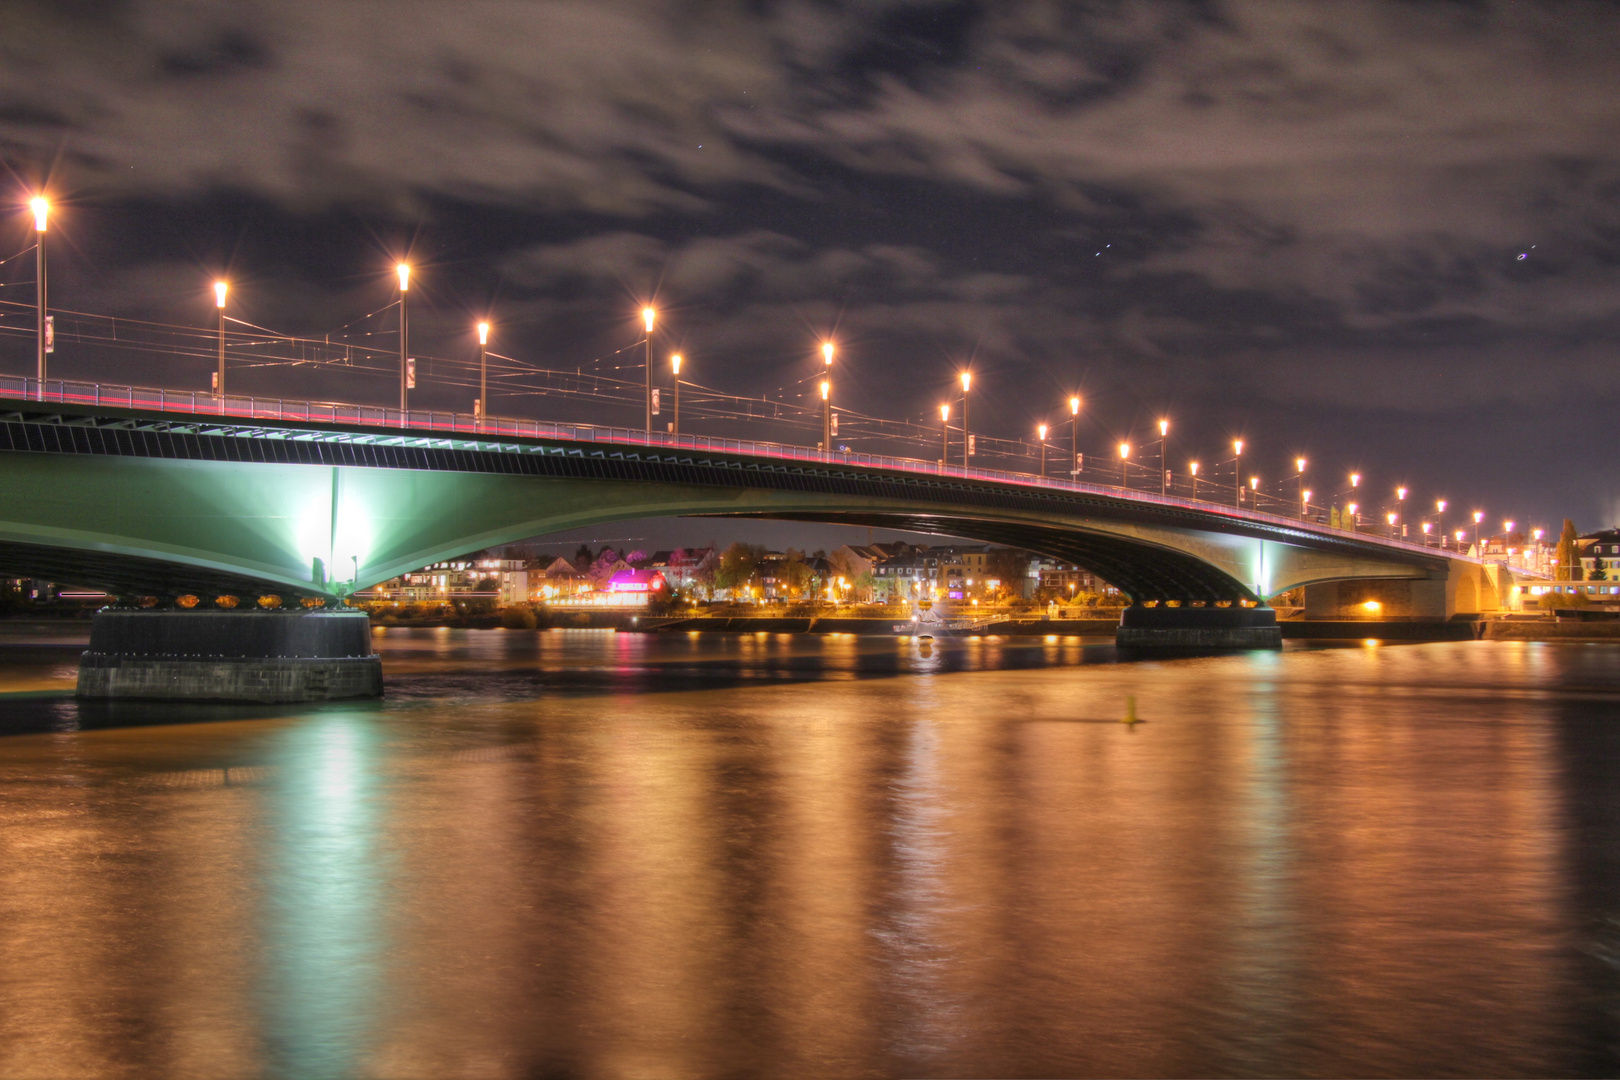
[1295, 456, 1307, 517]
[643, 306, 656, 434]
[1158, 418, 1170, 495]
[819, 379, 831, 450]
[1189, 460, 1200, 501]
[1472, 510, 1484, 551]
[1395, 486, 1408, 539]
[821, 341, 835, 448]
[1435, 499, 1448, 548]
[1037, 423, 1048, 478]
[1348, 502, 1359, 529]
[939, 403, 950, 464]
[30, 196, 48, 395]
[1233, 439, 1245, 508]
[213, 280, 228, 403]
[671, 353, 682, 437]
[1069, 395, 1081, 477]
[1118, 441, 1130, 488]
[960, 370, 972, 467]
[1455, 529, 1467, 549]
[1302, 488, 1313, 521]
[476, 320, 490, 429]
[396, 262, 411, 413]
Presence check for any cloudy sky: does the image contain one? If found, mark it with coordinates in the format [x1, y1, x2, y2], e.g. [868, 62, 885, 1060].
[5, 0, 1619, 540]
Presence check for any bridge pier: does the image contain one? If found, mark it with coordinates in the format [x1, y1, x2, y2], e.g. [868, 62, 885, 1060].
[1115, 605, 1282, 650]
[77, 609, 382, 703]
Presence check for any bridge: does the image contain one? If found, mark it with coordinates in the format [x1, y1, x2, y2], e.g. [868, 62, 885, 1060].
[0, 374, 1528, 627]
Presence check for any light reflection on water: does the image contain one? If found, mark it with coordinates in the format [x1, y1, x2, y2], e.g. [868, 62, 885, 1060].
[0, 630, 1618, 1076]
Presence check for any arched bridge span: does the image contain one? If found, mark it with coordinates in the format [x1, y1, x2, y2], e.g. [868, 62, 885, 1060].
[0, 398, 1470, 606]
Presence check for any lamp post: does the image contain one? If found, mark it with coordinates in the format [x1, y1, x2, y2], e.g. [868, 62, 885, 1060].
[213, 280, 227, 404]
[1435, 499, 1448, 549]
[960, 370, 972, 467]
[822, 341, 834, 449]
[1233, 439, 1244, 507]
[671, 353, 682, 437]
[1472, 510, 1484, 552]
[1396, 486, 1408, 539]
[31, 196, 47, 396]
[476, 320, 490, 429]
[939, 403, 950, 464]
[820, 378, 831, 450]
[1189, 460, 1200, 501]
[1295, 457, 1307, 518]
[1069, 395, 1081, 477]
[1250, 475, 1260, 510]
[396, 263, 411, 413]
[1302, 488, 1313, 521]
[1118, 441, 1130, 488]
[1037, 423, 1048, 478]
[643, 307, 656, 434]
[1348, 502, 1359, 530]
[1158, 418, 1170, 496]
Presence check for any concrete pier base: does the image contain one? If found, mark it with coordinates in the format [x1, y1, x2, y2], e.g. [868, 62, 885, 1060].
[1116, 606, 1282, 650]
[77, 610, 381, 702]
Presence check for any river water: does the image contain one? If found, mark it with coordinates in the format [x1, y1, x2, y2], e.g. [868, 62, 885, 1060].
[2, 628, 1619, 1078]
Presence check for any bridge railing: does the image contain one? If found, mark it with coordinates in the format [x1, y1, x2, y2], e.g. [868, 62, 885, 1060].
[3, 374, 1523, 573]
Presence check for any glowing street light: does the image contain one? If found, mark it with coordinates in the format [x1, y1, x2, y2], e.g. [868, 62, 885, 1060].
[1118, 441, 1131, 488]
[671, 353, 682, 437]
[29, 196, 48, 393]
[1158, 418, 1170, 495]
[1435, 498, 1448, 548]
[396, 262, 411, 412]
[1037, 422, 1048, 478]
[476, 320, 491, 428]
[1395, 486, 1408, 538]
[1069, 394, 1082, 476]
[642, 306, 657, 434]
[1472, 510, 1484, 551]
[939, 403, 950, 464]
[1302, 488, 1313, 520]
[1295, 456, 1308, 518]
[1189, 460, 1200, 500]
[1233, 439, 1245, 508]
[960, 370, 973, 467]
[213, 280, 228, 402]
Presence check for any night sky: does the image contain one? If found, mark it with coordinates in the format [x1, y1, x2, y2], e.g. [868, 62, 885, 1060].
[4, 1, 1618, 550]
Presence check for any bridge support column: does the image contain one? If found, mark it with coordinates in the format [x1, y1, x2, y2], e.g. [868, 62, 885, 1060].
[77, 609, 382, 703]
[1303, 571, 1455, 620]
[1115, 605, 1282, 650]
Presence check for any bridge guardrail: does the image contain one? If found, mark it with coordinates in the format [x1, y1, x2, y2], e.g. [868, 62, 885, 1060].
[1, 374, 1525, 573]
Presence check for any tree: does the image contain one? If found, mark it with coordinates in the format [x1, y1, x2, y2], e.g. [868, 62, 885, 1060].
[573, 544, 593, 571]
[985, 547, 1032, 598]
[714, 542, 765, 594]
[1557, 519, 1579, 581]
[778, 548, 814, 596]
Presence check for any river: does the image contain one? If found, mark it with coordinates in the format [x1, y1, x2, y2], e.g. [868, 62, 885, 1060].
[2, 627, 1618, 1077]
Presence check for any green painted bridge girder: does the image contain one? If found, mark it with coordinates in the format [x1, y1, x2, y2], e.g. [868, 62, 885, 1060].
[0, 448, 1449, 603]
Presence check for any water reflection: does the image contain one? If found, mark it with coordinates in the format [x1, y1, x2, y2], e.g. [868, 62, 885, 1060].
[0, 632, 1618, 1075]
[263, 717, 385, 1079]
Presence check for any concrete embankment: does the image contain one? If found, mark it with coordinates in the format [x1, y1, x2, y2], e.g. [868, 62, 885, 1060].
[1281, 620, 1482, 641]
[1483, 619, 1620, 642]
